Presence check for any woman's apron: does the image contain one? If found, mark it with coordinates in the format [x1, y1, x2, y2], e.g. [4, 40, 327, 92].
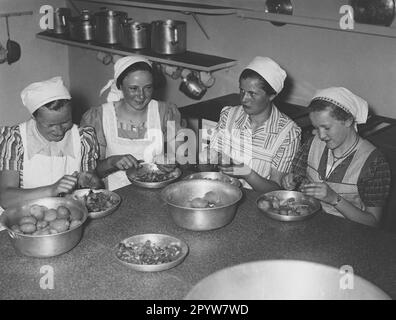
[19, 119, 82, 189]
[102, 100, 163, 191]
[222, 106, 294, 189]
[306, 136, 375, 217]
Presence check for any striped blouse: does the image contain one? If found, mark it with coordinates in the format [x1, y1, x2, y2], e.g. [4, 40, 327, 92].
[210, 105, 301, 177]
[0, 125, 99, 174]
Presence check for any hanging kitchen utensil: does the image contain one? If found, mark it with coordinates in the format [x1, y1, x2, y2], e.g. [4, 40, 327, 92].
[5, 16, 21, 65]
[350, 0, 395, 27]
[265, 0, 293, 26]
[179, 72, 207, 100]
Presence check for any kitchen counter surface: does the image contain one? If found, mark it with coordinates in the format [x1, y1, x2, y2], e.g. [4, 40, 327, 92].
[1, 181, 396, 300]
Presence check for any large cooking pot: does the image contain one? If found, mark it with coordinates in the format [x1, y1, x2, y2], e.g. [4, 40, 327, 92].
[0, 197, 88, 258]
[122, 21, 150, 49]
[151, 20, 186, 55]
[94, 8, 128, 44]
[69, 9, 95, 41]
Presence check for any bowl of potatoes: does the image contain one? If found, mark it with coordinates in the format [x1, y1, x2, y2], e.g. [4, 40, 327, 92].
[0, 197, 88, 258]
[161, 179, 243, 231]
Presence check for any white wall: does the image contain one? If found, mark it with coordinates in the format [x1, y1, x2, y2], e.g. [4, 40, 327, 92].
[67, 2, 396, 119]
[0, 0, 69, 126]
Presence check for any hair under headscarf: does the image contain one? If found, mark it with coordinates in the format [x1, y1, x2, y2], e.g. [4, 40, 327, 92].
[100, 55, 152, 102]
[244, 56, 287, 95]
[311, 87, 368, 126]
[21, 76, 71, 115]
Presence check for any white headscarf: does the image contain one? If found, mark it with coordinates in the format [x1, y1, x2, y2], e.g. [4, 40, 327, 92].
[21, 76, 71, 114]
[244, 56, 287, 95]
[311, 87, 368, 125]
[100, 55, 152, 102]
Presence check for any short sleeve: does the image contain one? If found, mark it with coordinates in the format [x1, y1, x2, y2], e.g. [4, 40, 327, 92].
[79, 126, 100, 172]
[209, 106, 232, 151]
[80, 106, 106, 159]
[0, 126, 24, 172]
[272, 123, 301, 173]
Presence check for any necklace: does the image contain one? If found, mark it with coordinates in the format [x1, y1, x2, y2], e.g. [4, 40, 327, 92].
[325, 135, 359, 180]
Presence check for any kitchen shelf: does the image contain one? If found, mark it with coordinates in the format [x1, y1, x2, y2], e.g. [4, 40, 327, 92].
[36, 31, 237, 72]
[72, 0, 236, 15]
[237, 10, 396, 39]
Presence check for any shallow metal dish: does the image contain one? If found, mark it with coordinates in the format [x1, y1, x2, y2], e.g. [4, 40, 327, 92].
[114, 233, 189, 272]
[256, 190, 321, 222]
[161, 179, 243, 231]
[0, 197, 88, 258]
[185, 260, 390, 300]
[71, 189, 121, 219]
[126, 163, 182, 189]
[184, 172, 241, 188]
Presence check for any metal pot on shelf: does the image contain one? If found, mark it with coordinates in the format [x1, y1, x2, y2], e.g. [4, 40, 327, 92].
[151, 20, 186, 55]
[69, 9, 95, 41]
[53, 7, 71, 34]
[122, 20, 150, 49]
[94, 8, 128, 44]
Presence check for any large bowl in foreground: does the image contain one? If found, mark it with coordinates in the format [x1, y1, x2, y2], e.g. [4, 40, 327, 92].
[185, 260, 391, 300]
[161, 179, 243, 231]
[0, 197, 88, 258]
[184, 171, 241, 188]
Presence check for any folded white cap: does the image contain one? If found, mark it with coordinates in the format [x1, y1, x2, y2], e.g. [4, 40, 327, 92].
[100, 55, 152, 102]
[245, 56, 287, 94]
[312, 87, 368, 125]
[21, 76, 71, 114]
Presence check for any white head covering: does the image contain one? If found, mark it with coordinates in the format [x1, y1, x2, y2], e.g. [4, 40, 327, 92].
[21, 76, 71, 115]
[311, 87, 368, 125]
[100, 55, 152, 102]
[244, 56, 287, 95]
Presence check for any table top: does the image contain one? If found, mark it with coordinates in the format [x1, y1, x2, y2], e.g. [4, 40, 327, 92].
[1, 181, 396, 300]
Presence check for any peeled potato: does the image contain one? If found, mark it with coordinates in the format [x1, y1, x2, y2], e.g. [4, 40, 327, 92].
[29, 205, 46, 220]
[203, 191, 220, 204]
[36, 220, 49, 230]
[257, 199, 272, 211]
[190, 197, 209, 208]
[44, 209, 58, 222]
[20, 223, 36, 234]
[49, 219, 70, 233]
[56, 206, 71, 220]
[19, 216, 37, 226]
[70, 209, 83, 221]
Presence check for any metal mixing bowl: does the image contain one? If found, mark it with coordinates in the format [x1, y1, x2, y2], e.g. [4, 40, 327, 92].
[161, 179, 243, 231]
[185, 260, 391, 300]
[71, 189, 121, 219]
[257, 190, 321, 222]
[0, 197, 88, 258]
[184, 172, 241, 188]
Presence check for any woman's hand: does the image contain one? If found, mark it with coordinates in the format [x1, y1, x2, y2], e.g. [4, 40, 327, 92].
[281, 173, 297, 190]
[51, 173, 79, 196]
[109, 154, 140, 171]
[219, 161, 251, 178]
[301, 182, 338, 204]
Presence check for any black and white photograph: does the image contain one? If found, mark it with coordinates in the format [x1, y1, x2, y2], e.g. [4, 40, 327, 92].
[0, 0, 396, 303]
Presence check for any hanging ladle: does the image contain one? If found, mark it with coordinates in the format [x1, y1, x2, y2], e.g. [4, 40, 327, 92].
[5, 16, 21, 65]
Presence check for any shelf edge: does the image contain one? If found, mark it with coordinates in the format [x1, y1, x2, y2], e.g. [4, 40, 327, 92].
[36, 33, 237, 72]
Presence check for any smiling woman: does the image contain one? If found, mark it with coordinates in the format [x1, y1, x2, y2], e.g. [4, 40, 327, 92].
[80, 55, 185, 191]
[0, 76, 101, 209]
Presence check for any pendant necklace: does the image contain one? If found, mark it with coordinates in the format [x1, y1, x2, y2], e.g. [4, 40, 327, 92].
[325, 135, 359, 180]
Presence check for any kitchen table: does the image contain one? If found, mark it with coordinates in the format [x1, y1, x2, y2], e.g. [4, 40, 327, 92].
[1, 182, 396, 300]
